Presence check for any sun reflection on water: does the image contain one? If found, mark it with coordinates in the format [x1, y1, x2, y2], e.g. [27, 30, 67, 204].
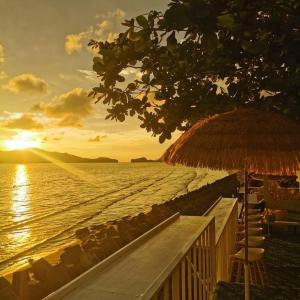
[8, 227, 31, 245]
[10, 165, 31, 242]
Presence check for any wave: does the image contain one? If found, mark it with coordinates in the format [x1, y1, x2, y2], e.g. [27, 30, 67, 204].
[0, 170, 176, 269]
[0, 175, 159, 233]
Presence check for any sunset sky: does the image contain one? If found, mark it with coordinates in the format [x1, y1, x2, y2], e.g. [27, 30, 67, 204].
[0, 0, 179, 162]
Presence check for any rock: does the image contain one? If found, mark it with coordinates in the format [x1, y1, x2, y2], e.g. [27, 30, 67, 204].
[75, 228, 90, 241]
[0, 288, 19, 300]
[135, 213, 148, 223]
[31, 258, 52, 282]
[79, 252, 96, 271]
[116, 220, 132, 231]
[118, 231, 134, 245]
[90, 236, 124, 261]
[12, 269, 30, 299]
[112, 236, 127, 248]
[102, 225, 118, 238]
[82, 239, 99, 251]
[31, 258, 70, 296]
[0, 277, 19, 300]
[90, 224, 105, 231]
[95, 229, 105, 240]
[127, 218, 145, 236]
[140, 222, 152, 232]
[106, 220, 117, 225]
[63, 265, 80, 279]
[52, 263, 72, 286]
[28, 281, 49, 300]
[151, 205, 174, 220]
[92, 247, 107, 261]
[117, 220, 140, 239]
[100, 237, 121, 257]
[146, 212, 162, 226]
[60, 245, 82, 265]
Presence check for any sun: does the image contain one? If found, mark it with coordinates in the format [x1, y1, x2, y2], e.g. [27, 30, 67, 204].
[4, 132, 41, 151]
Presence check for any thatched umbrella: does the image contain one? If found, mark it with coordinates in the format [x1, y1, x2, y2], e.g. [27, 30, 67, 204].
[162, 108, 300, 300]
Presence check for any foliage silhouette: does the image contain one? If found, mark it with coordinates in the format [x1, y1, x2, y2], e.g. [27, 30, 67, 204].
[89, 0, 300, 143]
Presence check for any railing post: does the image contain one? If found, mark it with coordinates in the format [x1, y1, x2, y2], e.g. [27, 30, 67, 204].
[148, 216, 218, 300]
[171, 265, 180, 300]
[209, 217, 216, 292]
[181, 259, 186, 300]
[163, 279, 169, 300]
[193, 244, 198, 299]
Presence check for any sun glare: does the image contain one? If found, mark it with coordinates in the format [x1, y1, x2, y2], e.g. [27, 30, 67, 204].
[4, 132, 41, 150]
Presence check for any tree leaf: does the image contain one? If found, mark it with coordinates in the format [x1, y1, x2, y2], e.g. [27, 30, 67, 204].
[159, 134, 166, 143]
[217, 14, 235, 29]
[116, 75, 125, 82]
[167, 31, 177, 52]
[164, 4, 190, 30]
[142, 74, 150, 84]
[127, 83, 136, 90]
[129, 30, 144, 41]
[136, 15, 149, 28]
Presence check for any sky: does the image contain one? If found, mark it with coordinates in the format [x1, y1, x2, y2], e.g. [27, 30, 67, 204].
[0, 0, 179, 162]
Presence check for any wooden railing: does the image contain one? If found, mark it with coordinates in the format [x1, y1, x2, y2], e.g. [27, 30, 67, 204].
[44, 199, 238, 300]
[214, 200, 238, 282]
[150, 217, 216, 300]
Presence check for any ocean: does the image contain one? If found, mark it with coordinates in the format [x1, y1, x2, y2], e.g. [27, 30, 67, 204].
[0, 162, 227, 274]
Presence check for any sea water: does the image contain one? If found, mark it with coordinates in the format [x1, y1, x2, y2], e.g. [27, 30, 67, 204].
[0, 162, 227, 273]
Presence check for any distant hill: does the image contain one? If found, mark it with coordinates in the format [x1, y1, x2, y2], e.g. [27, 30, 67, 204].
[0, 148, 118, 163]
[131, 157, 159, 163]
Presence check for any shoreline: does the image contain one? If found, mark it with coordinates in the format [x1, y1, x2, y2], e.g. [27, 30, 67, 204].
[0, 173, 239, 300]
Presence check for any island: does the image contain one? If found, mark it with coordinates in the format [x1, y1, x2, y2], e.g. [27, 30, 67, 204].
[130, 157, 160, 163]
[0, 148, 118, 163]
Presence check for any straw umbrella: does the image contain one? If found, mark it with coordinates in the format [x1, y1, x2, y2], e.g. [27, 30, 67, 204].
[162, 108, 300, 300]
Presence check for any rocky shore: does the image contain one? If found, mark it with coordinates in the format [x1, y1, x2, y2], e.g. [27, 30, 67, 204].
[0, 174, 238, 300]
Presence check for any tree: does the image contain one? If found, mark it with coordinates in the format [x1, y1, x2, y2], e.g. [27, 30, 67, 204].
[89, 0, 300, 143]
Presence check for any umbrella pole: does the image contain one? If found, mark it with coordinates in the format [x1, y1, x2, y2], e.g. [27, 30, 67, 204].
[244, 169, 250, 300]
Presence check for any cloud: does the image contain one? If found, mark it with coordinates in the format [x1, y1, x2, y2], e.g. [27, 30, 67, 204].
[65, 33, 85, 54]
[32, 88, 94, 127]
[4, 73, 48, 95]
[1, 113, 44, 130]
[0, 44, 4, 64]
[94, 8, 126, 20]
[88, 135, 107, 142]
[120, 68, 142, 79]
[43, 135, 62, 143]
[107, 32, 119, 43]
[65, 8, 126, 54]
[57, 115, 82, 127]
[0, 71, 8, 80]
[58, 74, 72, 80]
[77, 69, 98, 82]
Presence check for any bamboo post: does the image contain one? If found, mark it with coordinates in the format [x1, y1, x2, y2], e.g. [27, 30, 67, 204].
[263, 175, 270, 236]
[244, 169, 250, 300]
